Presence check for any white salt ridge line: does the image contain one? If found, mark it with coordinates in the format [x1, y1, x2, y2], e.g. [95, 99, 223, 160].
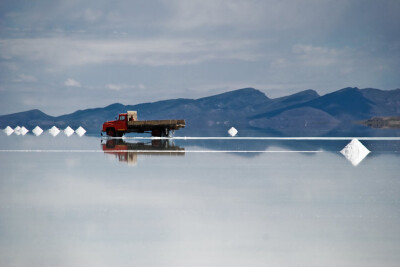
[0, 149, 324, 153]
[113, 136, 400, 140]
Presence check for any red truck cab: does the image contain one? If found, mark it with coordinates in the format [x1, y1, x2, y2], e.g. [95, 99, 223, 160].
[102, 113, 128, 137]
[102, 111, 138, 137]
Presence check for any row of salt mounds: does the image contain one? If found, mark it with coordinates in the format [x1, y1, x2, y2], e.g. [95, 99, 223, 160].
[3, 126, 86, 137]
[3, 126, 29, 136]
[48, 126, 86, 137]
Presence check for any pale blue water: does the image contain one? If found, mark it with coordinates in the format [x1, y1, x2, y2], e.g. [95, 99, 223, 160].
[1, 133, 400, 266]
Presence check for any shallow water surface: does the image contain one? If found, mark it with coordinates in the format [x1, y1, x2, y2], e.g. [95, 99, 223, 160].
[1, 134, 400, 266]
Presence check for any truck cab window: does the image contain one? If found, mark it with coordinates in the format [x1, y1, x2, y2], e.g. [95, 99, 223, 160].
[120, 116, 125, 120]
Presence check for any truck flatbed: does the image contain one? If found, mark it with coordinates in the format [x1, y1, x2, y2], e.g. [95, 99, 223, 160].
[127, 119, 185, 135]
[128, 119, 185, 129]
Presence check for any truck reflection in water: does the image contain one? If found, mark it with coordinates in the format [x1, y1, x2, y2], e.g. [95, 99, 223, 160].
[101, 139, 185, 165]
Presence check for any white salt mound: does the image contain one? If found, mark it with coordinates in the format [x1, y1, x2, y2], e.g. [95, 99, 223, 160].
[228, 127, 238, 137]
[4, 126, 14, 136]
[20, 126, 29, 135]
[14, 126, 21, 135]
[340, 138, 370, 166]
[32, 126, 43, 136]
[49, 126, 60, 137]
[64, 126, 74, 137]
[75, 126, 86, 137]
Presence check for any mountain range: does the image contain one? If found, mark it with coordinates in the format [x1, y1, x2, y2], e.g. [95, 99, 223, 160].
[1, 87, 400, 136]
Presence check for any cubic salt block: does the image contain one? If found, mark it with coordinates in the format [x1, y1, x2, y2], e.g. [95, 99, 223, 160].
[4, 126, 14, 136]
[340, 138, 370, 166]
[32, 126, 43, 136]
[228, 127, 238, 137]
[49, 126, 60, 137]
[64, 126, 74, 137]
[75, 126, 86, 137]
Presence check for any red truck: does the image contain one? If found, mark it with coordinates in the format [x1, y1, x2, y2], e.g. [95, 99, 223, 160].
[102, 111, 185, 137]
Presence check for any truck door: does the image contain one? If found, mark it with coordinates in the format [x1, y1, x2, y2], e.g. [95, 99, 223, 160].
[116, 114, 127, 131]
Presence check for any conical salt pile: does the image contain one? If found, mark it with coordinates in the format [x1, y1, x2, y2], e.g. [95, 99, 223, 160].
[49, 126, 60, 137]
[14, 126, 21, 135]
[64, 126, 74, 137]
[340, 138, 370, 166]
[4, 126, 14, 136]
[32, 126, 43, 136]
[75, 126, 86, 137]
[228, 127, 238, 137]
[20, 126, 29, 135]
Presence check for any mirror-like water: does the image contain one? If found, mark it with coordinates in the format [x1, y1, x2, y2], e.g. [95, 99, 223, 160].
[1, 134, 400, 266]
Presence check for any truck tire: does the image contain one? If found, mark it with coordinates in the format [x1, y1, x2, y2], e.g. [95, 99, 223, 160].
[151, 129, 161, 137]
[151, 128, 170, 137]
[106, 128, 116, 137]
[161, 128, 170, 137]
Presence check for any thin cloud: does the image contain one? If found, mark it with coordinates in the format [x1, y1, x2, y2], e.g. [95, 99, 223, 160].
[64, 78, 81, 87]
[0, 37, 263, 67]
[292, 44, 344, 67]
[14, 74, 37, 82]
[106, 83, 146, 91]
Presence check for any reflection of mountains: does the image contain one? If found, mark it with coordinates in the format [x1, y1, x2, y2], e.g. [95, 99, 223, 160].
[102, 139, 185, 165]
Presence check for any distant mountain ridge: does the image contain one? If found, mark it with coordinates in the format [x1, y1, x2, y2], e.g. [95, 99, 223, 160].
[1, 87, 400, 136]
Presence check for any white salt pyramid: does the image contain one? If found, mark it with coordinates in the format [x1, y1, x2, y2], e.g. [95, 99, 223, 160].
[4, 126, 14, 136]
[32, 126, 43, 136]
[340, 138, 370, 166]
[75, 126, 86, 137]
[64, 126, 74, 137]
[49, 126, 60, 137]
[14, 126, 21, 135]
[228, 127, 238, 137]
[20, 126, 29, 135]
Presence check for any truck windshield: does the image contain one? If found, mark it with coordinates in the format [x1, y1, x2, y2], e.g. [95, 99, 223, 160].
[119, 116, 125, 120]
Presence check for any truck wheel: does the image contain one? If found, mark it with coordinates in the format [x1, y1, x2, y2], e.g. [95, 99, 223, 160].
[107, 128, 116, 137]
[160, 128, 169, 137]
[151, 129, 161, 137]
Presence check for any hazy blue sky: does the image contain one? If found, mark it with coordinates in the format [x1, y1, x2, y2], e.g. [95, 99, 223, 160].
[1, 0, 399, 115]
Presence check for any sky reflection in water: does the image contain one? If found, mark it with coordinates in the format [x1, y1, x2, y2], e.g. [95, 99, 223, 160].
[0, 134, 400, 266]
